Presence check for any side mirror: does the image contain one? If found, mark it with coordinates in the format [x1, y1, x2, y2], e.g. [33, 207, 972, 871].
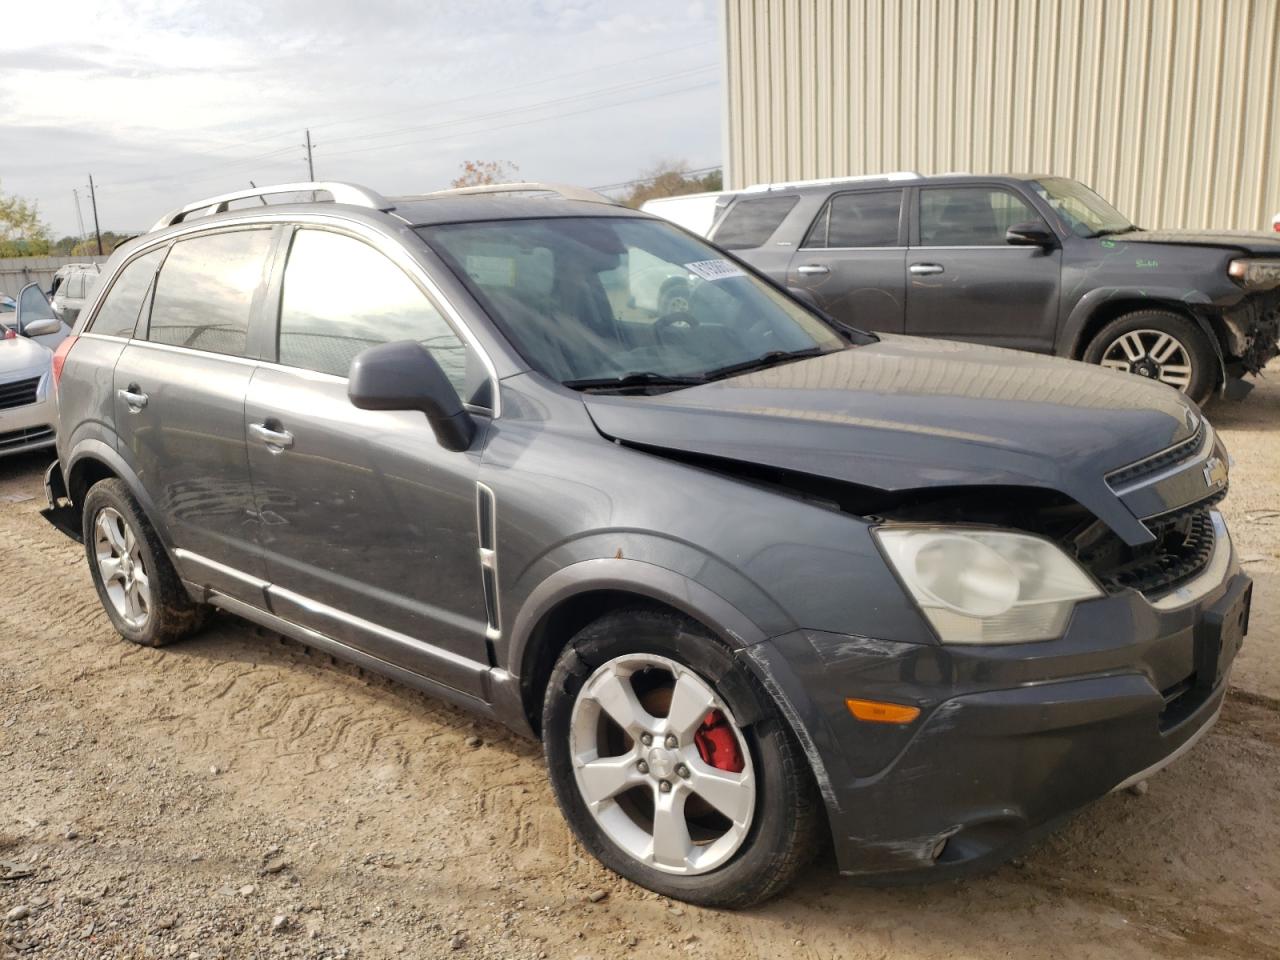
[22, 318, 63, 338]
[348, 340, 475, 452]
[1005, 221, 1057, 248]
[16, 282, 57, 331]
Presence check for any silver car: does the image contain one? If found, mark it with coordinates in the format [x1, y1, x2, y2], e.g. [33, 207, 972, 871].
[0, 284, 68, 457]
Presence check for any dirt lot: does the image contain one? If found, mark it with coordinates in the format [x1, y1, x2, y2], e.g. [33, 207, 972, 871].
[2, 381, 1279, 960]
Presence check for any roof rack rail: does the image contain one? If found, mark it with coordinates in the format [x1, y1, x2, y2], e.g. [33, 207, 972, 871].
[742, 171, 922, 192]
[149, 181, 393, 232]
[415, 181, 615, 205]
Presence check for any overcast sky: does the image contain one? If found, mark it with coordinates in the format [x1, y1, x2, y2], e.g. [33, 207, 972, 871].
[2, 0, 722, 238]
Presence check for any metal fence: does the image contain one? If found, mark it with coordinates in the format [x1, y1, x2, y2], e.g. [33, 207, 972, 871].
[0, 255, 109, 298]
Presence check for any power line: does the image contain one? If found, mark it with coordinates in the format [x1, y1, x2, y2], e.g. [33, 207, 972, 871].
[319, 79, 718, 163]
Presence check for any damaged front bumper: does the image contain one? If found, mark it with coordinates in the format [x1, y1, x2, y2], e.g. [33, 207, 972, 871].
[740, 518, 1250, 879]
[1218, 290, 1280, 377]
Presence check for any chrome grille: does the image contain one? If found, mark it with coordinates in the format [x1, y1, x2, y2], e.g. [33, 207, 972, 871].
[1105, 422, 1205, 490]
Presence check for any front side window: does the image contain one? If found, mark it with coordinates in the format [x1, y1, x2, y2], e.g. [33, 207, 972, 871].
[919, 187, 1040, 246]
[89, 249, 164, 338]
[421, 216, 845, 387]
[712, 196, 799, 249]
[147, 228, 272, 357]
[804, 190, 902, 248]
[277, 229, 469, 393]
[1031, 177, 1133, 238]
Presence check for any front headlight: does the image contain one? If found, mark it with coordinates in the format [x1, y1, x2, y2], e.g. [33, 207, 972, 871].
[874, 527, 1103, 644]
[1227, 258, 1280, 290]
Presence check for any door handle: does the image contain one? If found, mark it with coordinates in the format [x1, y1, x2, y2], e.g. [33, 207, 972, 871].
[118, 386, 148, 410]
[249, 422, 294, 451]
[909, 263, 944, 276]
[795, 264, 830, 275]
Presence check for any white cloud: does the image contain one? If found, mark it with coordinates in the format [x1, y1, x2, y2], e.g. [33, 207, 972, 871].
[2, 0, 721, 236]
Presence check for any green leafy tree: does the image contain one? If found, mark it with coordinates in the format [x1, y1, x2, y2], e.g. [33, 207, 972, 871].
[621, 161, 723, 209]
[0, 181, 51, 257]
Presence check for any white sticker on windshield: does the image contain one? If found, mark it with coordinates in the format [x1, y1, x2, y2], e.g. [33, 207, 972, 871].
[684, 259, 746, 282]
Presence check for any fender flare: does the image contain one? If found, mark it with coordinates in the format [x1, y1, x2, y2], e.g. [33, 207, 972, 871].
[65, 438, 176, 551]
[504, 556, 775, 684]
[1059, 286, 1225, 387]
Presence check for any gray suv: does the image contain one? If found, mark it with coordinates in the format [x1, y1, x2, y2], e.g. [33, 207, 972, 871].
[707, 173, 1280, 403]
[42, 181, 1250, 907]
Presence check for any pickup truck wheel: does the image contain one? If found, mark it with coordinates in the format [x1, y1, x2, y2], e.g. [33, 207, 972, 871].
[82, 478, 208, 647]
[542, 608, 824, 908]
[1084, 310, 1217, 403]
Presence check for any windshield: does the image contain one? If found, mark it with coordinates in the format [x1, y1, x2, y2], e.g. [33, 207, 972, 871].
[1031, 178, 1134, 238]
[419, 217, 845, 388]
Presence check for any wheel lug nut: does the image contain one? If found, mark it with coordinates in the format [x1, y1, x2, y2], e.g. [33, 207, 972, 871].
[659, 780, 672, 793]
[640, 733, 653, 747]
[676, 764, 689, 779]
[664, 735, 678, 749]
[636, 760, 649, 774]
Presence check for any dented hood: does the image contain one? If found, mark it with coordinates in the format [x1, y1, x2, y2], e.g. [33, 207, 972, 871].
[1118, 229, 1280, 256]
[582, 335, 1201, 545]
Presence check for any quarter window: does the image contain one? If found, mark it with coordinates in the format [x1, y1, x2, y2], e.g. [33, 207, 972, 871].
[147, 229, 272, 357]
[804, 190, 902, 248]
[713, 196, 799, 249]
[278, 229, 468, 392]
[89, 251, 163, 338]
[919, 187, 1040, 246]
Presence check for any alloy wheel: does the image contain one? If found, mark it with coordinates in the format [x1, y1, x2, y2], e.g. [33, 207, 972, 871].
[93, 507, 151, 629]
[568, 653, 756, 875]
[1099, 328, 1194, 390]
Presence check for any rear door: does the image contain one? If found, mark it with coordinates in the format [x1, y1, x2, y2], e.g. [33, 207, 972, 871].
[113, 226, 277, 604]
[904, 184, 1061, 351]
[786, 188, 907, 333]
[244, 225, 493, 698]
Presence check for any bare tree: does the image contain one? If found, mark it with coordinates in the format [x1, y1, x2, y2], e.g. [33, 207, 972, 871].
[621, 160, 723, 209]
[450, 160, 520, 188]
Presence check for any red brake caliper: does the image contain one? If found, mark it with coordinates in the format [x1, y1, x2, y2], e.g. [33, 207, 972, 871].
[693, 710, 744, 773]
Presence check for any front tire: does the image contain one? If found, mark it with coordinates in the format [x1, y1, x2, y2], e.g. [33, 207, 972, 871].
[82, 478, 207, 647]
[542, 608, 823, 908]
[1083, 310, 1217, 403]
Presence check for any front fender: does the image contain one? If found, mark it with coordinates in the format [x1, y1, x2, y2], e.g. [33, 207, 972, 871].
[505, 555, 777, 684]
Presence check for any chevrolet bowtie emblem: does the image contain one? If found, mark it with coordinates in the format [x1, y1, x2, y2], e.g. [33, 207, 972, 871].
[1203, 456, 1228, 489]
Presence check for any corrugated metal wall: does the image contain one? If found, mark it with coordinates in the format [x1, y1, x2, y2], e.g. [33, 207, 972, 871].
[723, 0, 1280, 231]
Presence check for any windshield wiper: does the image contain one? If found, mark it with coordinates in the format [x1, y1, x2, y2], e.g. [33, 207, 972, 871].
[564, 371, 708, 393]
[703, 347, 825, 381]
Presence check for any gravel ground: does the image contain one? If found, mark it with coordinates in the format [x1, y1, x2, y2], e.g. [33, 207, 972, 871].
[2, 375, 1279, 960]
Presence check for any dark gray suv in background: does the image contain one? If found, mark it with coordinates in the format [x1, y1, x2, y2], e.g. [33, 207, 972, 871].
[43, 181, 1250, 907]
[707, 172, 1280, 403]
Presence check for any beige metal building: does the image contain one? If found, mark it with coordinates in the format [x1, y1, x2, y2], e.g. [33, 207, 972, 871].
[721, 0, 1280, 231]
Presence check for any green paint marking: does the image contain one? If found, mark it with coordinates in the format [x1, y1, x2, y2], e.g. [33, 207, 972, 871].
[1100, 239, 1116, 248]
[1136, 259, 1159, 268]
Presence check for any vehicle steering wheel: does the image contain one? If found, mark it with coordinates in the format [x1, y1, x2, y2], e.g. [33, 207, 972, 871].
[654, 311, 700, 342]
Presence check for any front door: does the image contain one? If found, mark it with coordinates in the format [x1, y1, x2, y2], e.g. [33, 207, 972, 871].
[113, 226, 276, 604]
[905, 185, 1062, 352]
[786, 188, 907, 333]
[245, 226, 493, 697]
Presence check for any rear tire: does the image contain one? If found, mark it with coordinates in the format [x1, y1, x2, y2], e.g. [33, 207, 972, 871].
[82, 479, 207, 647]
[1083, 310, 1217, 404]
[542, 607, 824, 908]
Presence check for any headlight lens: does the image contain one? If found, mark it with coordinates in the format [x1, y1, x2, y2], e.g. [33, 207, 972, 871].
[875, 527, 1103, 644]
[1227, 258, 1280, 290]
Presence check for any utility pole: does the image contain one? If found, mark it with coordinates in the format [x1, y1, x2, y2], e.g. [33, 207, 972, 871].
[304, 129, 315, 180]
[72, 189, 87, 244]
[86, 174, 103, 256]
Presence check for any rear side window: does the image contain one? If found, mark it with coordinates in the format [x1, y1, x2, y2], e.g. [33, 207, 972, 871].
[803, 190, 902, 248]
[277, 229, 468, 390]
[919, 187, 1040, 246]
[89, 251, 163, 338]
[712, 196, 799, 249]
[147, 229, 272, 357]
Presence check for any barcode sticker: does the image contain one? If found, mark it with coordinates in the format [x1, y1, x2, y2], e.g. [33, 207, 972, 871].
[685, 259, 746, 282]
